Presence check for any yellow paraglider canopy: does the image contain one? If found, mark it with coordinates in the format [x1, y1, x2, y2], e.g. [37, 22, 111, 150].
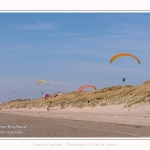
[110, 53, 140, 64]
[36, 80, 49, 85]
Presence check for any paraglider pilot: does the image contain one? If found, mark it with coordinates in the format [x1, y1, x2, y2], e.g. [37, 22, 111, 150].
[122, 78, 126, 82]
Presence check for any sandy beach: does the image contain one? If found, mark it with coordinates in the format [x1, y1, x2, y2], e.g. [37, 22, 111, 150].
[1, 104, 150, 137]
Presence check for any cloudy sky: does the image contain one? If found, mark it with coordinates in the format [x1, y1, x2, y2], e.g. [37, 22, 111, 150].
[0, 13, 150, 102]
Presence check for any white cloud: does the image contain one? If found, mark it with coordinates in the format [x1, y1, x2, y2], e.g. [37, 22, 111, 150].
[48, 32, 80, 37]
[0, 77, 80, 88]
[15, 23, 58, 30]
[69, 61, 149, 75]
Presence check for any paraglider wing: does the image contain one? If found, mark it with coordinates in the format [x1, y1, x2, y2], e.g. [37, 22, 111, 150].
[44, 94, 52, 100]
[78, 85, 92, 92]
[110, 53, 140, 64]
[7, 90, 15, 94]
[78, 85, 97, 93]
[36, 80, 49, 85]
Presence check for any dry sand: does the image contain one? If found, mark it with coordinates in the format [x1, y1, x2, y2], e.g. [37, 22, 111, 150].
[1, 104, 150, 137]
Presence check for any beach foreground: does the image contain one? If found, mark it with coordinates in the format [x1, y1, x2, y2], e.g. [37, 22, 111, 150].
[1, 113, 150, 137]
[0, 104, 150, 137]
[1, 104, 150, 137]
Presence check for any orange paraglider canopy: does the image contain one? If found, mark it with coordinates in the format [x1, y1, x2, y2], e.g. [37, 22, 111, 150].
[78, 85, 97, 93]
[110, 53, 140, 64]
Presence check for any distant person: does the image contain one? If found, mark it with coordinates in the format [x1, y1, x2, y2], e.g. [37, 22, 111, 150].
[0, 103, 2, 110]
[122, 78, 126, 82]
[47, 108, 49, 112]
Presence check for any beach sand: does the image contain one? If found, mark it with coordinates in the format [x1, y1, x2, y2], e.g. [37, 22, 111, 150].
[1, 104, 150, 137]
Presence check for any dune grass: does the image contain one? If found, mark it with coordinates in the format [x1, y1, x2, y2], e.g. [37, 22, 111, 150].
[3, 81, 150, 109]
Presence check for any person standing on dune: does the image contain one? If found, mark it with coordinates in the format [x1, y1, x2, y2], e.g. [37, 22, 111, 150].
[0, 103, 2, 110]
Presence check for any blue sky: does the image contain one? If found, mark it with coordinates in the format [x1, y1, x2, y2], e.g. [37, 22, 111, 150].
[0, 13, 150, 102]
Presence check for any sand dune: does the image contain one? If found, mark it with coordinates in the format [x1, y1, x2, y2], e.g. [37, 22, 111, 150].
[1, 81, 150, 137]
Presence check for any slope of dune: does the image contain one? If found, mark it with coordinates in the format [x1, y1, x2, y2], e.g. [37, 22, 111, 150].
[2, 81, 150, 109]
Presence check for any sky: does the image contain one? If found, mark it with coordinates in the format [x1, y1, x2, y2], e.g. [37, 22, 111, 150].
[0, 13, 150, 103]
